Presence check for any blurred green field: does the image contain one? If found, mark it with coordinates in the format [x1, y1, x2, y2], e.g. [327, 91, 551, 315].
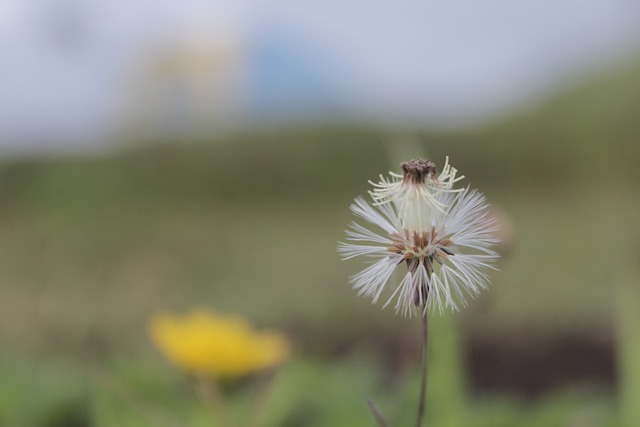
[1, 63, 639, 426]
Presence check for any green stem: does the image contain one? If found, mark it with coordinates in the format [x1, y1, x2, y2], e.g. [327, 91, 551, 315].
[195, 376, 228, 427]
[415, 313, 429, 427]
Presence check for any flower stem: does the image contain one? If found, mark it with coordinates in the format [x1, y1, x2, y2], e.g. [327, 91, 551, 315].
[195, 376, 228, 427]
[415, 313, 429, 427]
[366, 398, 391, 427]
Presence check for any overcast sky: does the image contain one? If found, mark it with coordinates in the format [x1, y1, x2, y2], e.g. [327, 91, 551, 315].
[0, 0, 639, 155]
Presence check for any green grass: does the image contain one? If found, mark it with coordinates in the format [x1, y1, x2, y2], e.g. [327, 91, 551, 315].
[1, 62, 640, 425]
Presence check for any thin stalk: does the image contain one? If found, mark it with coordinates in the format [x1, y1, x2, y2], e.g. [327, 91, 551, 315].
[195, 376, 228, 427]
[366, 398, 391, 427]
[415, 313, 429, 427]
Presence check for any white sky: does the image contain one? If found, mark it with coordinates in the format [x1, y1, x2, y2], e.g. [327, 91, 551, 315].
[0, 0, 639, 154]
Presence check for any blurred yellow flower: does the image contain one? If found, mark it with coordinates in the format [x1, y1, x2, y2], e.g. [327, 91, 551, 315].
[149, 309, 291, 377]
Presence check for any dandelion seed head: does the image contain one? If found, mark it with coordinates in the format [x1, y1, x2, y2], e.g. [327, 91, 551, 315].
[339, 157, 499, 317]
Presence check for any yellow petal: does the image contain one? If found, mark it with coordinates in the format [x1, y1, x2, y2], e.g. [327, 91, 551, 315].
[148, 309, 291, 377]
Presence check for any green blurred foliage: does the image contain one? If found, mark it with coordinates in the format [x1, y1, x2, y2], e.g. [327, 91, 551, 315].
[1, 63, 639, 425]
[0, 350, 620, 427]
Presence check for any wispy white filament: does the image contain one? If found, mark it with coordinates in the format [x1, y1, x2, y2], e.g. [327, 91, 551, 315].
[368, 157, 465, 232]
[339, 158, 499, 316]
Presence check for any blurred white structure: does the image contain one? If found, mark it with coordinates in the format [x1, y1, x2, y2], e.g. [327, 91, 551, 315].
[122, 29, 249, 139]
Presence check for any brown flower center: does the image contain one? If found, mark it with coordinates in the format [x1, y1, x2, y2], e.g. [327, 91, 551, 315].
[387, 227, 454, 307]
[401, 158, 437, 184]
[387, 227, 454, 276]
